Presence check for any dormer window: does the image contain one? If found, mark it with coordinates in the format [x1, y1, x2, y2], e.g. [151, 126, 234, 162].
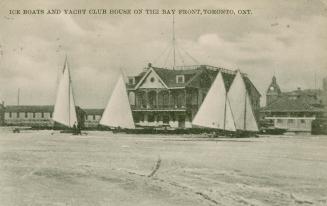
[128, 77, 135, 85]
[176, 75, 185, 84]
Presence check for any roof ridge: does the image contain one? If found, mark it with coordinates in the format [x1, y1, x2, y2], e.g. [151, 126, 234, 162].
[262, 95, 322, 112]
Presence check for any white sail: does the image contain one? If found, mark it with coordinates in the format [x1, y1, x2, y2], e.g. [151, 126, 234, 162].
[192, 72, 236, 131]
[100, 75, 135, 129]
[52, 59, 77, 128]
[228, 71, 258, 132]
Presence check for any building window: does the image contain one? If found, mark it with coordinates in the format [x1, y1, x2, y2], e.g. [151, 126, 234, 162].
[50, 113, 52, 118]
[17, 112, 20, 118]
[150, 77, 155, 83]
[9, 112, 12, 118]
[138, 92, 147, 108]
[148, 114, 155, 122]
[288, 119, 294, 124]
[33, 113, 36, 118]
[25, 112, 28, 118]
[163, 115, 169, 124]
[139, 114, 144, 122]
[148, 91, 157, 108]
[300, 119, 306, 124]
[171, 114, 176, 122]
[277, 119, 282, 123]
[93, 115, 96, 120]
[176, 75, 185, 84]
[41, 112, 44, 118]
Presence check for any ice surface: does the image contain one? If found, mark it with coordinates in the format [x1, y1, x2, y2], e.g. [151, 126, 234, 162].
[0, 129, 327, 205]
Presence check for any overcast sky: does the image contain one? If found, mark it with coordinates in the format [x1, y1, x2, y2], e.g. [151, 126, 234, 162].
[0, 0, 326, 108]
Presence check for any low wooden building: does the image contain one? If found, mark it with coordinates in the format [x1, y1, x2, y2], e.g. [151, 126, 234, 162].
[263, 76, 325, 133]
[4, 105, 54, 127]
[2, 105, 86, 128]
[261, 97, 322, 133]
[84, 108, 104, 129]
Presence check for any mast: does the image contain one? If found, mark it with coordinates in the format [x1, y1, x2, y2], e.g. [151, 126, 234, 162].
[52, 57, 78, 128]
[172, 14, 176, 70]
[244, 89, 247, 130]
[65, 56, 72, 127]
[223, 92, 227, 130]
[68, 63, 71, 127]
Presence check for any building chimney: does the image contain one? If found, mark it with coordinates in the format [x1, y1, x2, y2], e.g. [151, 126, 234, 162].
[143, 63, 152, 72]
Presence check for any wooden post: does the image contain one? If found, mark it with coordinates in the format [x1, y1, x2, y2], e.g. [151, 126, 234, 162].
[156, 89, 159, 108]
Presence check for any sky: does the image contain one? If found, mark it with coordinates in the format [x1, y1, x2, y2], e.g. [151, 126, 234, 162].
[0, 0, 326, 108]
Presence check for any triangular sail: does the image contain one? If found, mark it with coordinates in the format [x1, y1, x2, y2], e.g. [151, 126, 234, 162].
[100, 75, 135, 129]
[192, 72, 236, 131]
[228, 71, 258, 132]
[52, 58, 77, 128]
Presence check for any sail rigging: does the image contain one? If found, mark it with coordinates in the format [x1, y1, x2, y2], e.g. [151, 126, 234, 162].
[100, 75, 135, 129]
[228, 71, 258, 132]
[52, 58, 78, 128]
[192, 71, 236, 131]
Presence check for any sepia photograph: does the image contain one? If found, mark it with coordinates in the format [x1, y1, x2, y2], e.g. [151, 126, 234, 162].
[0, 0, 327, 205]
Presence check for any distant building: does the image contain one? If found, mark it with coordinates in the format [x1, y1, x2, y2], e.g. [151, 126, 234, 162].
[262, 76, 326, 133]
[261, 97, 322, 133]
[2, 105, 86, 128]
[266, 76, 327, 109]
[0, 101, 5, 126]
[126, 64, 261, 128]
[3, 105, 54, 127]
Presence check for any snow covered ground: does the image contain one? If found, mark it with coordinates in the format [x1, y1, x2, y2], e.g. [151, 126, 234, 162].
[0, 128, 327, 206]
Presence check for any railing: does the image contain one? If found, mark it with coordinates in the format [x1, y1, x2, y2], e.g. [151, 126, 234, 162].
[173, 64, 247, 76]
[131, 104, 192, 110]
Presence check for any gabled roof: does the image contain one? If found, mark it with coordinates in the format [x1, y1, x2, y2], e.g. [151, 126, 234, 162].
[5, 105, 54, 113]
[261, 96, 322, 113]
[126, 71, 147, 89]
[133, 67, 169, 89]
[127, 65, 261, 97]
[283, 89, 322, 96]
[152, 67, 203, 88]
